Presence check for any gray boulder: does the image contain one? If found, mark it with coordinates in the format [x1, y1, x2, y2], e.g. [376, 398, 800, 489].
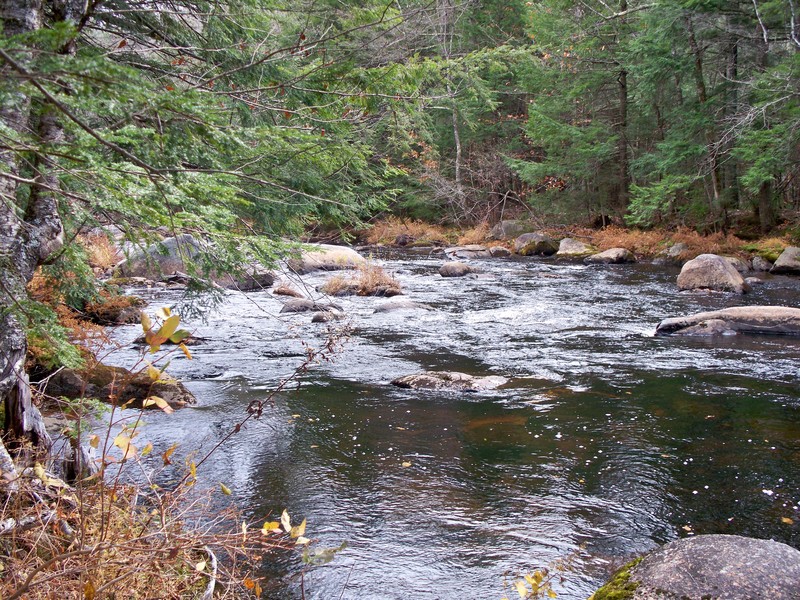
[677, 254, 750, 294]
[722, 255, 750, 273]
[752, 255, 773, 272]
[439, 261, 475, 277]
[513, 232, 558, 256]
[215, 266, 275, 291]
[489, 220, 531, 241]
[117, 234, 203, 279]
[489, 245, 512, 258]
[655, 305, 800, 336]
[771, 246, 800, 275]
[444, 245, 491, 260]
[391, 371, 508, 391]
[288, 243, 366, 274]
[653, 242, 690, 266]
[585, 248, 636, 264]
[280, 298, 342, 314]
[556, 238, 595, 257]
[592, 534, 800, 600]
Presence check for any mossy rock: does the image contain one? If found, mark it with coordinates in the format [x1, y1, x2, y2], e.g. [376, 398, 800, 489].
[589, 558, 641, 600]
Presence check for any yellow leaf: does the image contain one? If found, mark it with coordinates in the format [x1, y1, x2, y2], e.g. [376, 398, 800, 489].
[189, 461, 197, 480]
[34, 463, 47, 483]
[156, 306, 171, 319]
[143, 395, 174, 414]
[548, 590, 558, 598]
[281, 509, 291, 533]
[295, 536, 311, 545]
[254, 582, 262, 596]
[262, 521, 281, 535]
[113, 433, 137, 460]
[290, 518, 307, 538]
[782, 517, 794, 524]
[179, 343, 192, 360]
[141, 312, 152, 334]
[515, 580, 528, 598]
[147, 364, 162, 382]
[195, 560, 207, 572]
[141, 442, 154, 457]
[89, 434, 100, 449]
[162, 442, 178, 465]
[157, 314, 181, 341]
[243, 578, 255, 590]
[401, 461, 411, 467]
[84, 580, 96, 600]
[220, 482, 232, 495]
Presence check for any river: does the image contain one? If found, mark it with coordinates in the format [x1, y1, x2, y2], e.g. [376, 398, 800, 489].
[106, 249, 800, 599]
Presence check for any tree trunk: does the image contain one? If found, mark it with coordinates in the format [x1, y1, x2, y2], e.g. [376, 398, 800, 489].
[1, 0, 73, 454]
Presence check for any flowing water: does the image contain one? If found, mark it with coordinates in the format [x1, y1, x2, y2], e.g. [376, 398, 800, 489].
[107, 250, 800, 599]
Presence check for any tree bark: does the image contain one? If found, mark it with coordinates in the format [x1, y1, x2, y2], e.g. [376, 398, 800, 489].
[0, 0, 75, 454]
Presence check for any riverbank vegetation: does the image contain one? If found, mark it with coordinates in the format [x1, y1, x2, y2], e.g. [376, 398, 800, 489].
[2, 0, 799, 596]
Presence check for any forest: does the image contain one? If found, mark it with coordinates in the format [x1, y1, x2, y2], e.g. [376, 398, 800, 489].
[1, 0, 799, 597]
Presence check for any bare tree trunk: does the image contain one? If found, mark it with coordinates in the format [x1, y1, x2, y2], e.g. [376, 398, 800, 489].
[616, 0, 629, 215]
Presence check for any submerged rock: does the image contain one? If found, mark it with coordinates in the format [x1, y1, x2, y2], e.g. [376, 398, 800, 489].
[513, 232, 558, 256]
[585, 248, 636, 264]
[676, 253, 750, 294]
[391, 371, 508, 391]
[591, 534, 800, 600]
[280, 298, 342, 313]
[439, 261, 475, 277]
[287, 243, 366, 274]
[373, 300, 431, 313]
[771, 246, 800, 275]
[655, 306, 800, 336]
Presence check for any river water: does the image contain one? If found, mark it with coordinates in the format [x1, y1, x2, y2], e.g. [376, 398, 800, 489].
[108, 250, 800, 599]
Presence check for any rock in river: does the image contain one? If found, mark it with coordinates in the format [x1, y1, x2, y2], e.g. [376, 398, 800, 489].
[556, 238, 595, 258]
[514, 232, 558, 256]
[771, 246, 800, 275]
[444, 245, 491, 259]
[439, 261, 475, 277]
[584, 247, 636, 264]
[655, 305, 800, 336]
[391, 371, 508, 391]
[591, 534, 800, 600]
[676, 253, 750, 294]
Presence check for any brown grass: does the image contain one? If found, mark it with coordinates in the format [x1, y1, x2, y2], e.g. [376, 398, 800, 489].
[320, 263, 402, 296]
[363, 217, 455, 246]
[456, 222, 491, 245]
[590, 226, 746, 258]
[79, 233, 122, 270]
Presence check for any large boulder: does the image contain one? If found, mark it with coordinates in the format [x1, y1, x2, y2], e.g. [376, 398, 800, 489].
[391, 371, 508, 391]
[117, 234, 203, 279]
[556, 238, 595, 258]
[585, 248, 636, 264]
[655, 305, 800, 336]
[444, 245, 491, 260]
[439, 261, 475, 277]
[591, 534, 800, 600]
[489, 220, 532, 241]
[771, 246, 800, 275]
[41, 364, 196, 409]
[513, 233, 558, 256]
[288, 244, 366, 274]
[676, 253, 750, 294]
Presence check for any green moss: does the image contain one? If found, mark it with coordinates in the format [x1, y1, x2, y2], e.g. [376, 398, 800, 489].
[742, 241, 785, 263]
[588, 557, 643, 600]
